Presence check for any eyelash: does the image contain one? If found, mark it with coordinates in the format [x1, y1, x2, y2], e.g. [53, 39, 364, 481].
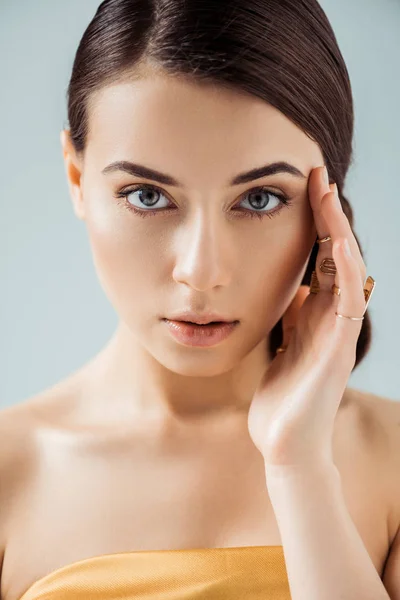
[114, 184, 293, 221]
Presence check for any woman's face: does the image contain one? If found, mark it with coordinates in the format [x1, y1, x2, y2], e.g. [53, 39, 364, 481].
[62, 71, 324, 376]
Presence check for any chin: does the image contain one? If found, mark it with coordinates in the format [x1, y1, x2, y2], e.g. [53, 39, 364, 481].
[148, 338, 245, 378]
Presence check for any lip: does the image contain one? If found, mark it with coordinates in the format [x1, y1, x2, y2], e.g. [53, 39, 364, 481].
[164, 310, 237, 325]
[162, 319, 239, 347]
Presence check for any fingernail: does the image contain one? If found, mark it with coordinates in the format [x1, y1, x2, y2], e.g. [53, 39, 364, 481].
[343, 238, 351, 257]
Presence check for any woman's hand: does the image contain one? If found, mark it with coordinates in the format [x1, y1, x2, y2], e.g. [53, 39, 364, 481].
[247, 166, 372, 469]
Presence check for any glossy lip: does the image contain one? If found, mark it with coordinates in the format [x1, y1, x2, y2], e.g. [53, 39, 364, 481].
[164, 310, 238, 325]
[163, 319, 239, 347]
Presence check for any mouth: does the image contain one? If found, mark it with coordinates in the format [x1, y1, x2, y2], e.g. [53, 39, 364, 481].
[162, 318, 239, 347]
[162, 312, 239, 325]
[163, 318, 238, 326]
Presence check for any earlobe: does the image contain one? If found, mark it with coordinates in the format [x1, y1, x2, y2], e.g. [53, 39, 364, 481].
[60, 129, 86, 221]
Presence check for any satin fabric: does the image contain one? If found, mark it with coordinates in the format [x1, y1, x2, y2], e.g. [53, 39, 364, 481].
[18, 545, 291, 599]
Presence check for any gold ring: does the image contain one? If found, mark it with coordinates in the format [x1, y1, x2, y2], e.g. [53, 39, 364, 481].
[331, 284, 341, 296]
[335, 312, 364, 321]
[319, 257, 337, 275]
[363, 276, 376, 310]
[276, 346, 287, 354]
[335, 276, 375, 320]
[309, 270, 320, 294]
[316, 235, 332, 244]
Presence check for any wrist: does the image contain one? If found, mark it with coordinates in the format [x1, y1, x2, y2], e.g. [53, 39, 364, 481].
[264, 460, 341, 490]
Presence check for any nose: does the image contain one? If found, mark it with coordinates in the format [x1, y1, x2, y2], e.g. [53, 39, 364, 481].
[172, 210, 233, 291]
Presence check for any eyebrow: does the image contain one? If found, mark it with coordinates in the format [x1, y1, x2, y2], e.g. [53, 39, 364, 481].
[101, 160, 306, 186]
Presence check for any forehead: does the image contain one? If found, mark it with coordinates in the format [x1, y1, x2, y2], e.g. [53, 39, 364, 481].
[86, 72, 324, 185]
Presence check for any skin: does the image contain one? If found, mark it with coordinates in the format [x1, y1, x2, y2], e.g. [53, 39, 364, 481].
[60, 70, 325, 426]
[1, 69, 399, 600]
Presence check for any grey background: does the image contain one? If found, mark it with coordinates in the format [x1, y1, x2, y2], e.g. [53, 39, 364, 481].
[1, 0, 399, 408]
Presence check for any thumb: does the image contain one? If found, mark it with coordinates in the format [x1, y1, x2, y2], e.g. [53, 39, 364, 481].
[281, 285, 310, 348]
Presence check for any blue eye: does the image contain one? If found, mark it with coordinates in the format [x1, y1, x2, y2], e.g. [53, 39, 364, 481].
[121, 186, 169, 210]
[115, 184, 293, 220]
[238, 187, 290, 220]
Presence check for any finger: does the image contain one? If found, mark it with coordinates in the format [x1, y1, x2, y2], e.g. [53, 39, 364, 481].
[309, 167, 364, 272]
[308, 167, 337, 292]
[332, 237, 366, 365]
[281, 285, 310, 348]
[308, 166, 331, 243]
[321, 188, 367, 284]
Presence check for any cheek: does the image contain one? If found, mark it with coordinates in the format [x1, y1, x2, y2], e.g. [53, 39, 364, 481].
[85, 209, 162, 322]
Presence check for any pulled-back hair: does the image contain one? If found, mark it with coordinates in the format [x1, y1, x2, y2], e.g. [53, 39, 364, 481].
[66, 0, 372, 368]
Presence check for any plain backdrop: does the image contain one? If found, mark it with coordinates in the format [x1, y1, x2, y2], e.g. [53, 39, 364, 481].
[1, 0, 399, 408]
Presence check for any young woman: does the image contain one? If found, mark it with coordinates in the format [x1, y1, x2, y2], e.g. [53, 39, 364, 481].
[0, 0, 399, 599]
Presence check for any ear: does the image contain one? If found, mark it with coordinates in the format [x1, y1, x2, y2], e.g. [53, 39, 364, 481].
[280, 285, 310, 348]
[60, 129, 85, 220]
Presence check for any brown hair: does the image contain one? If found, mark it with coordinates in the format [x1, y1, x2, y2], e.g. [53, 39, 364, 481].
[66, 0, 372, 369]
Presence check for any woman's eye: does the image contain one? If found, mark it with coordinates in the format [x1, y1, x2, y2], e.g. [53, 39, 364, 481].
[115, 184, 292, 220]
[119, 186, 170, 211]
[239, 188, 283, 214]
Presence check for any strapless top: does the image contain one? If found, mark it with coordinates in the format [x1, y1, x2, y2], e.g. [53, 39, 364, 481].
[18, 545, 290, 599]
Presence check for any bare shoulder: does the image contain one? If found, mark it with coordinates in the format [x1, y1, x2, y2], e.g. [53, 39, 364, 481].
[0, 377, 82, 565]
[0, 367, 85, 438]
[0, 393, 57, 499]
[345, 386, 400, 537]
[344, 386, 400, 474]
[346, 386, 400, 451]
[0, 398, 43, 576]
[0, 380, 76, 441]
[0, 398, 43, 495]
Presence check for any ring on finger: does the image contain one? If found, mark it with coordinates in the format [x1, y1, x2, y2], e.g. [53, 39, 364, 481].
[309, 270, 320, 294]
[276, 346, 288, 354]
[316, 235, 332, 244]
[310, 272, 341, 297]
[319, 257, 337, 275]
[335, 312, 364, 321]
[335, 275, 376, 319]
[363, 276, 376, 310]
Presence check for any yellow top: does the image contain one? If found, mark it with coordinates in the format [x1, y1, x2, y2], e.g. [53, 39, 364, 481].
[18, 545, 291, 599]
